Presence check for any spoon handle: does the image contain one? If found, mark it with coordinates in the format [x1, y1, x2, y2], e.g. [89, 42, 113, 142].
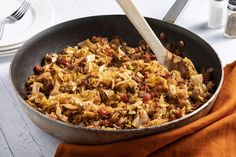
[116, 0, 168, 65]
[0, 19, 5, 40]
[163, 0, 191, 24]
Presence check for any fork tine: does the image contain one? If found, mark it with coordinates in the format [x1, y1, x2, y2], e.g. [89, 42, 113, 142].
[18, 3, 30, 19]
[11, 0, 27, 16]
[13, 1, 29, 18]
[14, 2, 30, 19]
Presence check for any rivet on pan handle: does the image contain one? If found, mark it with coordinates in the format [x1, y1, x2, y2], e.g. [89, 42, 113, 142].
[163, 0, 191, 24]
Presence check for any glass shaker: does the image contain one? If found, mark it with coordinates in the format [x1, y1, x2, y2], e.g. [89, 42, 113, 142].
[224, 0, 236, 38]
[208, 0, 227, 29]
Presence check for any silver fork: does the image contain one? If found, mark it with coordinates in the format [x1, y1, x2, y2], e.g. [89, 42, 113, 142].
[0, 0, 31, 40]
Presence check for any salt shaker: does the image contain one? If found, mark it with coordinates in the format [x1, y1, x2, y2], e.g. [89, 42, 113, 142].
[208, 0, 227, 28]
[224, 0, 236, 38]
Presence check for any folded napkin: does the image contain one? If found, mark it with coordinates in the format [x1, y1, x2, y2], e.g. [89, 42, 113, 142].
[55, 61, 236, 157]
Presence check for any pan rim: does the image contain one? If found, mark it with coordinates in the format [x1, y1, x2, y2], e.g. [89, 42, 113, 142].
[9, 14, 224, 134]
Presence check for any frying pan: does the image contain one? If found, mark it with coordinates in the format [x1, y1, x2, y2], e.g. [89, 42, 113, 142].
[10, 1, 223, 144]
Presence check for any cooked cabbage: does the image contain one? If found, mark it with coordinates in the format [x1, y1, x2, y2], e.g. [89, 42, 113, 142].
[26, 36, 214, 130]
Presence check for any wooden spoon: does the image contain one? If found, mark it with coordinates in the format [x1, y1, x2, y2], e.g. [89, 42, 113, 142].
[116, 0, 197, 78]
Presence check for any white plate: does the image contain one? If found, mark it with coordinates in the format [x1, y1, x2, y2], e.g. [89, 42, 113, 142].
[0, 42, 22, 51]
[0, 48, 18, 57]
[0, 0, 54, 48]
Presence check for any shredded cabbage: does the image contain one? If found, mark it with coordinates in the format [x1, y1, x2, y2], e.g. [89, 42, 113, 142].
[26, 36, 214, 130]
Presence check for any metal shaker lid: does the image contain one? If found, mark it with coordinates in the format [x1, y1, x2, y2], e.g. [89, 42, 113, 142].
[228, 0, 236, 11]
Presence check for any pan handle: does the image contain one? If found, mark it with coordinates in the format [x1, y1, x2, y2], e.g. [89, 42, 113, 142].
[163, 0, 191, 24]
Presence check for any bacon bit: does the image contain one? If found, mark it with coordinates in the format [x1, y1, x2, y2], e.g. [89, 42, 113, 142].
[143, 93, 152, 101]
[100, 120, 110, 127]
[34, 65, 44, 74]
[97, 107, 107, 116]
[120, 94, 129, 103]
[144, 53, 155, 61]
[59, 57, 70, 67]
[104, 47, 114, 56]
[144, 72, 147, 79]
[175, 110, 184, 118]
[162, 73, 171, 79]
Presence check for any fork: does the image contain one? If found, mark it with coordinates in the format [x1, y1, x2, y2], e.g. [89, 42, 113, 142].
[0, 0, 31, 40]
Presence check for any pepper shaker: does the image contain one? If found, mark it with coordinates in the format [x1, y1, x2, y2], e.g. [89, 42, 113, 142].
[208, 0, 227, 28]
[225, 0, 236, 38]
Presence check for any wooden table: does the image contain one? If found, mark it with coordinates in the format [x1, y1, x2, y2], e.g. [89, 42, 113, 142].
[0, 0, 235, 156]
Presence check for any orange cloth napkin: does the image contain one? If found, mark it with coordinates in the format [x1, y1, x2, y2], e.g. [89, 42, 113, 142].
[55, 61, 236, 157]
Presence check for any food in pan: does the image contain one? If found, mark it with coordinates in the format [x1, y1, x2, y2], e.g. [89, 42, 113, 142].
[26, 36, 214, 130]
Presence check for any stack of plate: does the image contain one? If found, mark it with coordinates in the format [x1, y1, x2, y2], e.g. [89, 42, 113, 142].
[0, 0, 54, 57]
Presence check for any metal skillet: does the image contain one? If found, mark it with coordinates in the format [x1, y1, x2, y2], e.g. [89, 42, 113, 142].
[10, 0, 223, 144]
